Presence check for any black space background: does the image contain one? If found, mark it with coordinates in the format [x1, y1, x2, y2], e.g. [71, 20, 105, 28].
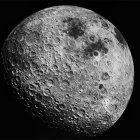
[0, 0, 139, 140]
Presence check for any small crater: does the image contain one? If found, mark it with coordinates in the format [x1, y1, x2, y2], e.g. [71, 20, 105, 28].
[98, 83, 108, 96]
[71, 106, 78, 112]
[101, 72, 110, 81]
[89, 34, 96, 42]
[28, 83, 37, 91]
[63, 62, 72, 71]
[67, 70, 74, 78]
[93, 50, 99, 56]
[43, 88, 51, 96]
[88, 34, 98, 44]
[52, 64, 58, 70]
[35, 93, 43, 102]
[46, 79, 54, 87]
[28, 90, 36, 96]
[77, 109, 86, 117]
[56, 103, 66, 111]
[99, 84, 104, 90]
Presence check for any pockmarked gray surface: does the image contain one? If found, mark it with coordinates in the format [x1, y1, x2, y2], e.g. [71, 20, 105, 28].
[1, 5, 134, 136]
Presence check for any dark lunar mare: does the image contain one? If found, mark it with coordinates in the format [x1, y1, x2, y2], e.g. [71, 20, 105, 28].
[62, 17, 86, 39]
[114, 27, 127, 48]
[83, 38, 108, 59]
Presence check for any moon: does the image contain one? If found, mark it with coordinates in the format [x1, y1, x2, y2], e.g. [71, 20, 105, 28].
[0, 5, 134, 136]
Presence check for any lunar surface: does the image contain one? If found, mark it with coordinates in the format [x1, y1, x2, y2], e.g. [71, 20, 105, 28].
[1, 6, 134, 136]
